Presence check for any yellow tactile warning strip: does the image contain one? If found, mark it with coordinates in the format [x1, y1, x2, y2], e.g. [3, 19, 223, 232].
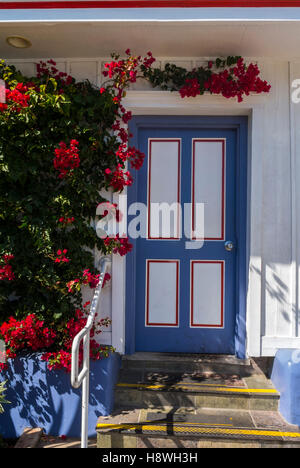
[116, 382, 279, 394]
[96, 422, 300, 440]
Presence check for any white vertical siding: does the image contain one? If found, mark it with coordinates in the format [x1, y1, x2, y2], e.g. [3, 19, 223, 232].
[289, 62, 300, 348]
[259, 62, 294, 353]
[257, 60, 300, 355]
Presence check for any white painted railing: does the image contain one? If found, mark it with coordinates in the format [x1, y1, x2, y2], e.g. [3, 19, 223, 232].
[71, 256, 111, 449]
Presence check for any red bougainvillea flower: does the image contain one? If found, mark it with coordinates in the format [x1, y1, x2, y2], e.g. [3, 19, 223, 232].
[53, 140, 80, 179]
[0, 254, 15, 281]
[41, 308, 111, 372]
[37, 60, 73, 87]
[115, 144, 145, 170]
[103, 234, 133, 256]
[54, 249, 70, 263]
[104, 144, 144, 192]
[179, 78, 201, 98]
[126, 147, 145, 170]
[143, 52, 156, 69]
[82, 269, 100, 288]
[0, 314, 56, 357]
[0, 83, 31, 113]
[1, 307, 110, 374]
[105, 164, 133, 192]
[41, 350, 72, 372]
[67, 269, 111, 295]
[66, 279, 80, 293]
[58, 216, 75, 226]
[102, 50, 155, 98]
[100, 50, 154, 193]
[117, 127, 129, 144]
[122, 110, 132, 124]
[179, 57, 271, 103]
[102, 273, 111, 288]
[82, 270, 111, 288]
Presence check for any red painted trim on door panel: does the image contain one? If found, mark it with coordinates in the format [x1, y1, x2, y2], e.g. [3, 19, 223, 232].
[190, 260, 224, 328]
[147, 139, 181, 240]
[146, 259, 179, 327]
[192, 138, 225, 241]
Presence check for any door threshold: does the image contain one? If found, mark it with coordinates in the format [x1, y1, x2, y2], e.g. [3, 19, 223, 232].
[123, 352, 250, 366]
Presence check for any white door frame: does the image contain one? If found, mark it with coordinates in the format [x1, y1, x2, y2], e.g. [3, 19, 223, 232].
[111, 89, 267, 357]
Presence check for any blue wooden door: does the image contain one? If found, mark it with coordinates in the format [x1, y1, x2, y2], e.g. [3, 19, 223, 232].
[128, 117, 246, 354]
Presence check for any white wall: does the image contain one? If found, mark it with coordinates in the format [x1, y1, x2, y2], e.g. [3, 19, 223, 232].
[7, 56, 300, 356]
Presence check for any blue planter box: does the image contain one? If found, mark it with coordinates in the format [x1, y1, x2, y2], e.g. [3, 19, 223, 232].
[0, 352, 121, 438]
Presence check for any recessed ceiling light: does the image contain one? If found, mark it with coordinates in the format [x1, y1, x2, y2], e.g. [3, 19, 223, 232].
[6, 36, 32, 49]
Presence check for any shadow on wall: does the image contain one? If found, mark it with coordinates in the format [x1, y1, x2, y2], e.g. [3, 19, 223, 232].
[250, 262, 295, 332]
[0, 352, 121, 438]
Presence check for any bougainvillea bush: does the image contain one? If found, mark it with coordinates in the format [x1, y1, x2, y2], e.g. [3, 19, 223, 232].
[0, 52, 154, 371]
[0, 51, 270, 372]
[144, 56, 271, 102]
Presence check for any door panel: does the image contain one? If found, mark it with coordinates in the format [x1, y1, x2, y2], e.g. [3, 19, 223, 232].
[192, 140, 225, 240]
[191, 260, 224, 328]
[146, 259, 179, 327]
[130, 121, 240, 354]
[148, 139, 181, 239]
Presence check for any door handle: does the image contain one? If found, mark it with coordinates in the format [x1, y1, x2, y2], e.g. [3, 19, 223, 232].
[225, 241, 235, 252]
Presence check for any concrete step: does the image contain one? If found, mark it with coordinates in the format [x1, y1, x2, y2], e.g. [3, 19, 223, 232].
[115, 383, 279, 412]
[115, 363, 280, 412]
[121, 353, 251, 374]
[96, 408, 300, 449]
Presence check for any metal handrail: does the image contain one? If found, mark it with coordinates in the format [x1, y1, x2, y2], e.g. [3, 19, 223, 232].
[71, 256, 111, 449]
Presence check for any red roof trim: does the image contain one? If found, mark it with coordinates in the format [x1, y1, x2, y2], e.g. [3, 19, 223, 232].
[1, 1, 300, 9]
